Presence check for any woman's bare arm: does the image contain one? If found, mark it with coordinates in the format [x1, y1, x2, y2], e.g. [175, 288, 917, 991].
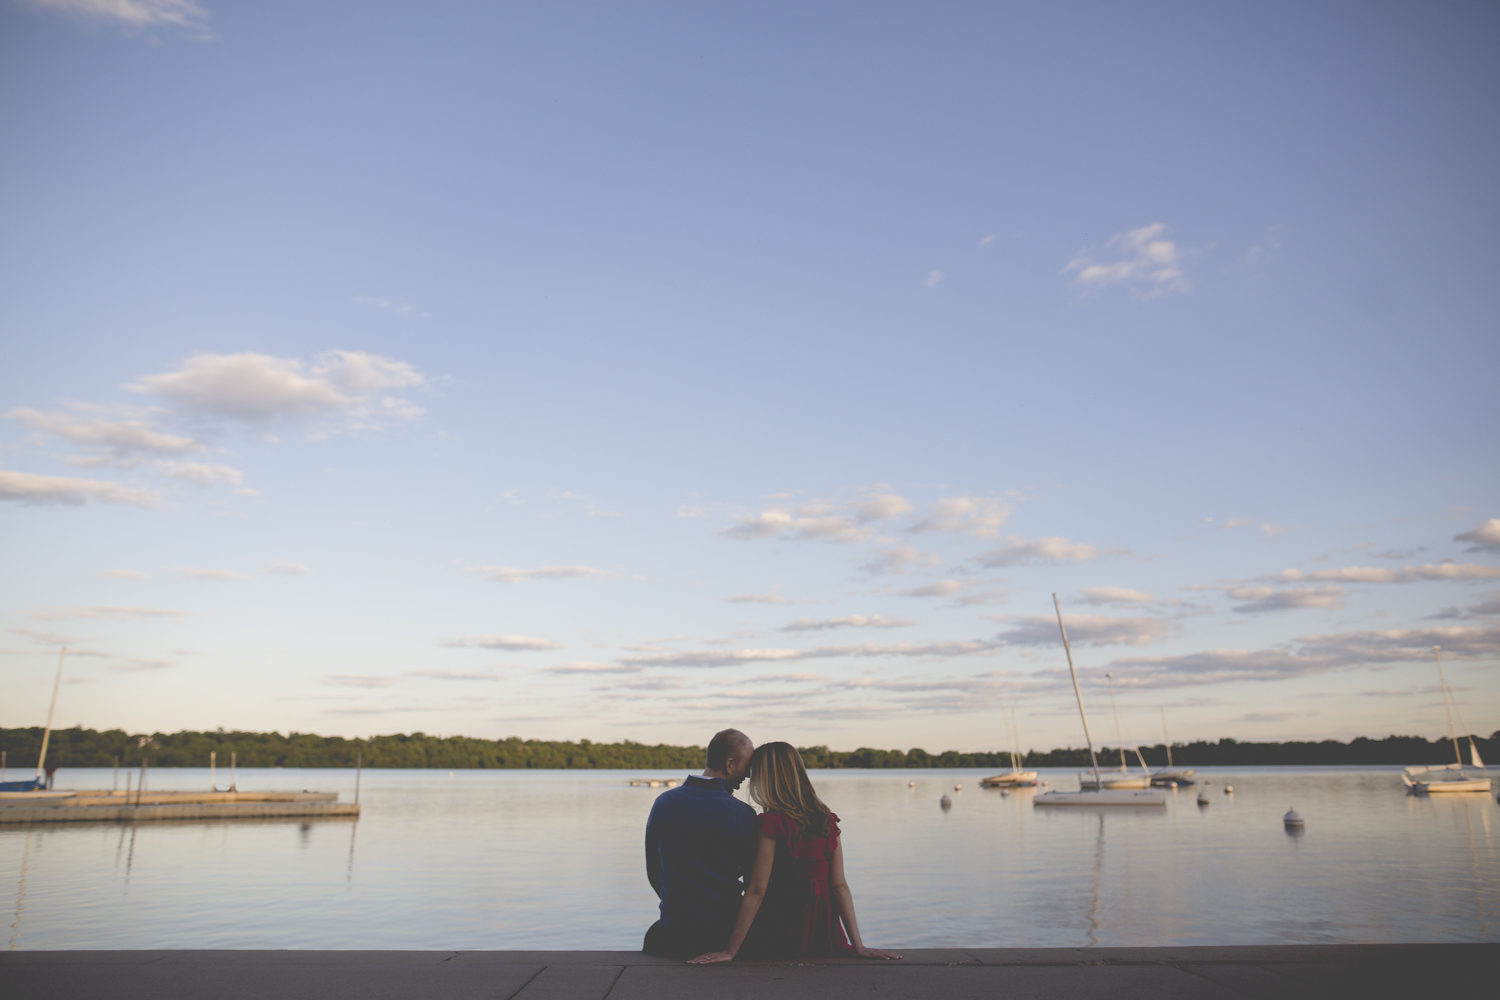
[688, 829, 777, 964]
[829, 839, 901, 960]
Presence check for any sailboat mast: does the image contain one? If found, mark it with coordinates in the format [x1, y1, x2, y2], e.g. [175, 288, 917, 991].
[1106, 673, 1126, 771]
[35, 648, 67, 780]
[1009, 705, 1023, 774]
[1160, 707, 1174, 770]
[1433, 646, 1463, 767]
[1053, 594, 1102, 787]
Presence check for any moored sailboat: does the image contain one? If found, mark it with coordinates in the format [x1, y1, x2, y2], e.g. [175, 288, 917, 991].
[1403, 646, 1490, 794]
[1151, 707, 1197, 787]
[980, 705, 1039, 787]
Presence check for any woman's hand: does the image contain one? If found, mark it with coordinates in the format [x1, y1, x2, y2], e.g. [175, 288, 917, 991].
[687, 951, 736, 964]
[854, 945, 902, 960]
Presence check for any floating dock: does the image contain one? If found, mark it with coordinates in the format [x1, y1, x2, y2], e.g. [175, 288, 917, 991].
[0, 789, 358, 824]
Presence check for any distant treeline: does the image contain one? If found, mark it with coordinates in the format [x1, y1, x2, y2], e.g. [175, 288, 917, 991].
[2, 726, 1495, 771]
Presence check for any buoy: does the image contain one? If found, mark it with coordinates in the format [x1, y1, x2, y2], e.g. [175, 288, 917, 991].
[908, 780, 916, 788]
[954, 783, 963, 791]
[648, 780, 661, 787]
[1284, 807, 1304, 827]
[1197, 793, 1210, 806]
[940, 794, 952, 808]
[1225, 785, 1234, 794]
[1000, 788, 1009, 797]
[1165, 781, 1178, 788]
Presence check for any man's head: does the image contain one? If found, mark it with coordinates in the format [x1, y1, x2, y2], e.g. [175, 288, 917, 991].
[704, 728, 753, 788]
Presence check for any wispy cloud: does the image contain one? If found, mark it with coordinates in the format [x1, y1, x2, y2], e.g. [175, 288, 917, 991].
[410, 670, 503, 681]
[0, 469, 159, 507]
[723, 589, 810, 605]
[780, 616, 918, 633]
[1276, 563, 1500, 584]
[908, 497, 1012, 538]
[30, 606, 188, 620]
[546, 662, 642, 674]
[974, 535, 1099, 567]
[859, 546, 941, 576]
[31, 0, 211, 36]
[264, 561, 311, 576]
[475, 565, 609, 584]
[620, 639, 1002, 669]
[995, 614, 1168, 647]
[1063, 223, 1190, 298]
[6, 407, 201, 464]
[1227, 586, 1345, 614]
[1455, 519, 1500, 554]
[924, 270, 943, 288]
[442, 635, 562, 651]
[1078, 587, 1153, 606]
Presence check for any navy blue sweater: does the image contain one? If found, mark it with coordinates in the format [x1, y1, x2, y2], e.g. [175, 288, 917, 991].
[644, 775, 757, 947]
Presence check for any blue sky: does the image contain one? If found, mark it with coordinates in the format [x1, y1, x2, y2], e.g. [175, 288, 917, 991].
[2, 0, 1497, 754]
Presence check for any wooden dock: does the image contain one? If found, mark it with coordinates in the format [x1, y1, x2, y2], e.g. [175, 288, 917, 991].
[0, 789, 358, 824]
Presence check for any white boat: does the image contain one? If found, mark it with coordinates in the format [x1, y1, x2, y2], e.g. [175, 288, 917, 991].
[1402, 646, 1490, 794]
[1151, 707, 1197, 786]
[1077, 674, 1151, 789]
[1034, 597, 1165, 808]
[981, 705, 1039, 787]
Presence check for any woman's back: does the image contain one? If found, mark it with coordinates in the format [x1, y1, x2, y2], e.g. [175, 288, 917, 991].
[742, 810, 852, 958]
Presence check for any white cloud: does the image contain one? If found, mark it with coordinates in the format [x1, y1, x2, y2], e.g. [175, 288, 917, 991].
[723, 590, 806, 605]
[909, 497, 1012, 538]
[974, 535, 1098, 567]
[722, 494, 913, 544]
[161, 462, 243, 487]
[781, 616, 918, 633]
[995, 614, 1167, 647]
[1277, 563, 1500, 584]
[1078, 587, 1153, 606]
[0, 469, 159, 507]
[442, 635, 562, 651]
[30, 606, 188, 620]
[1063, 223, 1190, 298]
[31, 0, 210, 33]
[854, 494, 914, 522]
[476, 565, 609, 583]
[546, 662, 642, 674]
[1227, 586, 1345, 614]
[677, 506, 705, 518]
[1455, 519, 1500, 553]
[178, 568, 245, 581]
[410, 670, 503, 681]
[130, 350, 425, 425]
[980, 234, 997, 248]
[860, 546, 941, 576]
[620, 639, 1002, 669]
[924, 270, 943, 288]
[324, 674, 398, 688]
[5, 407, 201, 463]
[895, 579, 967, 598]
[264, 561, 311, 576]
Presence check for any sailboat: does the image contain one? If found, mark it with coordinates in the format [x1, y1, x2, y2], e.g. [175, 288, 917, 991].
[0, 649, 65, 794]
[1402, 645, 1491, 794]
[1151, 707, 1197, 787]
[1034, 597, 1165, 807]
[981, 705, 1039, 787]
[1077, 673, 1151, 789]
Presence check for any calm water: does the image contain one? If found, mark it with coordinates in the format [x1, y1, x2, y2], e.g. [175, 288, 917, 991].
[5, 766, 1497, 950]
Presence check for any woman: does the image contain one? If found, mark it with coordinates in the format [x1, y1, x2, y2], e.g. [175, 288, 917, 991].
[688, 741, 901, 963]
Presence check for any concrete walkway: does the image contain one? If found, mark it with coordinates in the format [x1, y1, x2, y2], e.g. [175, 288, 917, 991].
[2, 944, 1492, 999]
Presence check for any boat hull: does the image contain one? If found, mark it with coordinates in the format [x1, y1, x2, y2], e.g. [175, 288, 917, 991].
[1034, 789, 1166, 806]
[1078, 776, 1151, 790]
[1410, 778, 1491, 793]
[1402, 764, 1491, 793]
[980, 772, 1038, 787]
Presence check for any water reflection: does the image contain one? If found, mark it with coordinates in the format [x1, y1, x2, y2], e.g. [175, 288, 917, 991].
[1, 766, 1495, 950]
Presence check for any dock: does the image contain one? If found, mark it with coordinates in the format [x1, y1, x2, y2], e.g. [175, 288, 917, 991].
[1, 944, 1491, 999]
[0, 789, 358, 824]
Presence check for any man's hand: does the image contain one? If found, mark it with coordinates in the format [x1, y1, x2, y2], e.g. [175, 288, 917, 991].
[687, 950, 735, 964]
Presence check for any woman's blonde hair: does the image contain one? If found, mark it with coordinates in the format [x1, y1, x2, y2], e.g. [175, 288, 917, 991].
[748, 741, 834, 838]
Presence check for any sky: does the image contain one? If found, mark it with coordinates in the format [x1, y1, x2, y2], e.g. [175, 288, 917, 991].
[1, 0, 1497, 755]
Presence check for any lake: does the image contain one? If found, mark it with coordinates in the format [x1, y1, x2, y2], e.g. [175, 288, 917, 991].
[4, 765, 1497, 950]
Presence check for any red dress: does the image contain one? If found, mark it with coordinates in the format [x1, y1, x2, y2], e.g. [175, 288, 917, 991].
[741, 810, 853, 958]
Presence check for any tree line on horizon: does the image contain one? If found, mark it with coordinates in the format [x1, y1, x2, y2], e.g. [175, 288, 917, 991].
[1, 726, 1494, 771]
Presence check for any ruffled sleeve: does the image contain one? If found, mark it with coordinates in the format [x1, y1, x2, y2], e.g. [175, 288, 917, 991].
[827, 811, 841, 839]
[758, 811, 789, 839]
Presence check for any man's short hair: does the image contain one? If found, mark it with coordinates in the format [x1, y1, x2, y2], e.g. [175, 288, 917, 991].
[706, 728, 751, 771]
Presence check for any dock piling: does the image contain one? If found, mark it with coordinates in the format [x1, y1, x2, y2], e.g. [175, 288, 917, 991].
[355, 749, 362, 805]
[210, 751, 216, 791]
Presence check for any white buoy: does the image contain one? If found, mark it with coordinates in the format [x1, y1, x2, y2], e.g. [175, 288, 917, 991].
[908, 780, 916, 788]
[1225, 785, 1234, 794]
[1000, 788, 1009, 797]
[1197, 792, 1210, 806]
[940, 794, 952, 808]
[954, 783, 963, 791]
[1284, 807, 1304, 827]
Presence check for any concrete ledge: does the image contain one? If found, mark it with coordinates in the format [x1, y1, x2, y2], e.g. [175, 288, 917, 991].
[0, 802, 360, 823]
[3, 945, 1493, 999]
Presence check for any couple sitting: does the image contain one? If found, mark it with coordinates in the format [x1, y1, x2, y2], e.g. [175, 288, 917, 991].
[643, 728, 901, 964]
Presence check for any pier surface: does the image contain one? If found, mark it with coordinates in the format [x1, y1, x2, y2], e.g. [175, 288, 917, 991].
[3, 944, 1491, 999]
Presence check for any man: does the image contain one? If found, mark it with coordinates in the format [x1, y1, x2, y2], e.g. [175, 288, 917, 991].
[643, 728, 756, 959]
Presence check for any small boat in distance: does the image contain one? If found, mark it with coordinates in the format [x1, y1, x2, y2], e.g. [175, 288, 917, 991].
[1402, 646, 1491, 794]
[1151, 707, 1197, 787]
[1077, 673, 1150, 789]
[1035, 597, 1165, 807]
[981, 705, 1039, 787]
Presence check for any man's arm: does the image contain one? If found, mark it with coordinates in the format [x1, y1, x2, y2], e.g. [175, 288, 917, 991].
[645, 808, 663, 896]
